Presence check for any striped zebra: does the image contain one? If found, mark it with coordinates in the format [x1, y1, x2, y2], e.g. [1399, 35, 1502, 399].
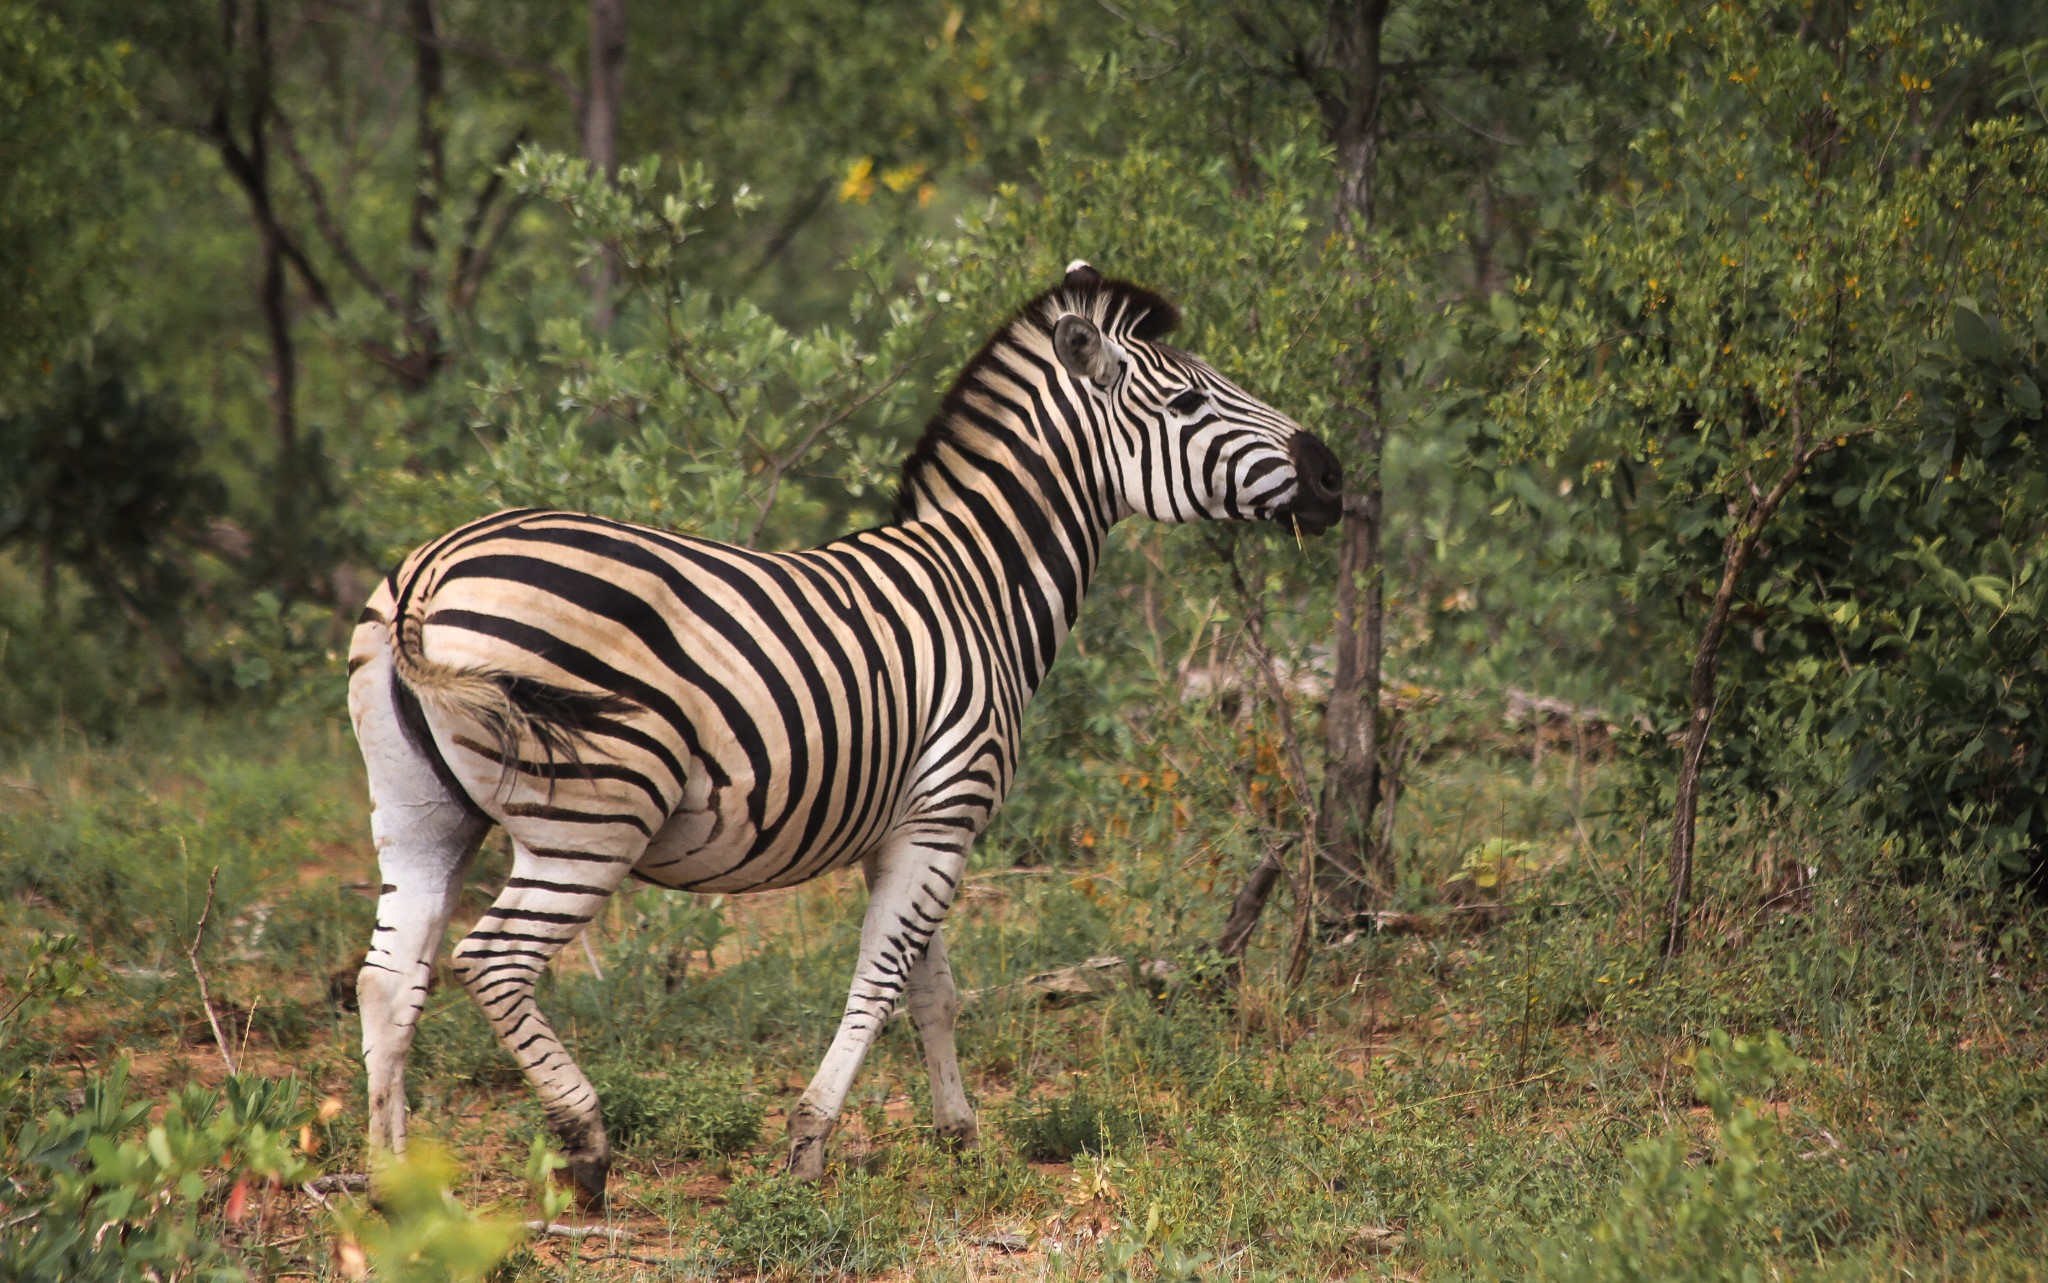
[345, 262, 1343, 1203]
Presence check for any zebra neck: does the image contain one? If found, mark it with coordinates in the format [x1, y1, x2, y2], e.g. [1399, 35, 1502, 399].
[898, 410, 1118, 691]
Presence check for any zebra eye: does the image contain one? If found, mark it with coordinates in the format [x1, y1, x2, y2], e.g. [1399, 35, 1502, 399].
[1167, 388, 1208, 416]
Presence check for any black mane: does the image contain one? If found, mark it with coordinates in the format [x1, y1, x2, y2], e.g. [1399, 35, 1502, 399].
[890, 274, 1180, 522]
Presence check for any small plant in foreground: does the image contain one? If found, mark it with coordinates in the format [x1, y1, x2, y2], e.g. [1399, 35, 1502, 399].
[1, 1060, 313, 1283]
[333, 1144, 521, 1283]
[588, 1058, 763, 1157]
[712, 1167, 854, 1276]
[1453, 1030, 1802, 1282]
[1003, 1086, 1143, 1163]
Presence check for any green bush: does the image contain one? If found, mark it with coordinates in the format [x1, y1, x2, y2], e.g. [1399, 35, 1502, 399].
[1452, 1031, 1802, 1283]
[588, 1057, 763, 1158]
[1002, 1085, 1143, 1163]
[0, 1060, 314, 1283]
[711, 1168, 854, 1276]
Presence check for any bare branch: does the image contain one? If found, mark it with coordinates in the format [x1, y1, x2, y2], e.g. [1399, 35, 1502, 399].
[525, 1221, 635, 1244]
[452, 127, 533, 313]
[270, 106, 404, 314]
[184, 866, 239, 1077]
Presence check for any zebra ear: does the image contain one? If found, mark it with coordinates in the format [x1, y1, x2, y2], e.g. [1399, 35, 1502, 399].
[1064, 260, 1104, 289]
[1053, 313, 1120, 389]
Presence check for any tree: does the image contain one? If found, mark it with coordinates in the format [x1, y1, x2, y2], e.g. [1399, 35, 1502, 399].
[1489, 0, 2048, 949]
[0, 5, 131, 404]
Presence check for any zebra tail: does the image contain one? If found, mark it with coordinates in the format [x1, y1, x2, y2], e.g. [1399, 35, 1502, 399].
[390, 612, 636, 796]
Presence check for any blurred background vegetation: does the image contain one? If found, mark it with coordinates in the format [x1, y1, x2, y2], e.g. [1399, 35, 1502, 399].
[5, 0, 2045, 904]
[4, 0, 2048, 1277]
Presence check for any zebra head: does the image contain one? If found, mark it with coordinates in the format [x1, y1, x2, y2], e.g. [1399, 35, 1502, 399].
[1047, 262, 1345, 535]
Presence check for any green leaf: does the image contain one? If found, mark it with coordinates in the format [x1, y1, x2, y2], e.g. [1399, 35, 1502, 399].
[1954, 306, 2003, 362]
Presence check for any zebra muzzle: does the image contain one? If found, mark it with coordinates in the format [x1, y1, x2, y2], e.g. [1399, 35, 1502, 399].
[1281, 430, 1345, 536]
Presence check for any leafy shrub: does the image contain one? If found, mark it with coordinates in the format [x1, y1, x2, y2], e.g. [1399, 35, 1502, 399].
[711, 1168, 854, 1276]
[1452, 1031, 1802, 1282]
[588, 1057, 762, 1158]
[0, 1061, 314, 1282]
[1003, 1085, 1143, 1163]
[333, 1144, 523, 1283]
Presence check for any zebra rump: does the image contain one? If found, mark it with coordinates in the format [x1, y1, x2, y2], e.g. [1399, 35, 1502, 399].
[390, 604, 638, 798]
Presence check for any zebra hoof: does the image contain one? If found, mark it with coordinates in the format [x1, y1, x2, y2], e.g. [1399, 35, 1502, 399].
[935, 1117, 980, 1152]
[785, 1138, 828, 1183]
[560, 1153, 610, 1211]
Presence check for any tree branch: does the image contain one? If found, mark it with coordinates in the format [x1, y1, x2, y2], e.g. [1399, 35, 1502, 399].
[452, 127, 532, 314]
[185, 867, 239, 1077]
[270, 105, 405, 315]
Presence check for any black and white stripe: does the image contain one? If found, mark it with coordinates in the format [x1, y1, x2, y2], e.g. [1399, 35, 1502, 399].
[344, 262, 1342, 1200]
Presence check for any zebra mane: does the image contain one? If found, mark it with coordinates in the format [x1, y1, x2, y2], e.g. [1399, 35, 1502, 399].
[891, 273, 1180, 522]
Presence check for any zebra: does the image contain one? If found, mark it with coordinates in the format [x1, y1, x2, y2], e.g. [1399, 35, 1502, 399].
[345, 262, 1343, 1203]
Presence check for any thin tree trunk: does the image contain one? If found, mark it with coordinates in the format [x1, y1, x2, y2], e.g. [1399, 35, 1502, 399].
[584, 0, 626, 330]
[255, 215, 299, 461]
[210, 0, 300, 485]
[1664, 445, 1825, 955]
[1313, 0, 1393, 918]
[401, 0, 447, 388]
[1224, 539, 1335, 991]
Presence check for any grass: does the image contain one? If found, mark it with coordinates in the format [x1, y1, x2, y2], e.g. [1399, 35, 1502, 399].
[2, 706, 2045, 1280]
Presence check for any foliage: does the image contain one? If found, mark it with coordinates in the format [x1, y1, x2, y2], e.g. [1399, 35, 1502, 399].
[587, 1057, 763, 1158]
[1796, 314, 2048, 884]
[0, 4, 131, 402]
[0, 1059, 313, 1283]
[1001, 1083, 1143, 1162]
[426, 147, 944, 557]
[0, 348, 225, 633]
[709, 1167, 857, 1276]
[332, 1145, 522, 1283]
[1456, 1031, 1803, 1283]
[1481, 0, 2048, 885]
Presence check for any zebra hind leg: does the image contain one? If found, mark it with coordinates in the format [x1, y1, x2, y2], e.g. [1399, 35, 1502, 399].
[351, 662, 489, 1163]
[449, 841, 634, 1208]
[904, 927, 978, 1149]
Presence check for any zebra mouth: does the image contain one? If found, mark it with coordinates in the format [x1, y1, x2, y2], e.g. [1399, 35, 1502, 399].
[1279, 504, 1341, 537]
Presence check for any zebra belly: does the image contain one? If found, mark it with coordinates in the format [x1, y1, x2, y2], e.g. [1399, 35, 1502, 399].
[627, 761, 889, 894]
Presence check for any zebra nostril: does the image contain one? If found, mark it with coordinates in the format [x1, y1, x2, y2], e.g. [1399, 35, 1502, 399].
[1289, 432, 1343, 501]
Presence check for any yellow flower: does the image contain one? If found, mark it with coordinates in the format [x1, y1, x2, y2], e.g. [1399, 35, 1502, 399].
[880, 162, 927, 194]
[838, 157, 876, 204]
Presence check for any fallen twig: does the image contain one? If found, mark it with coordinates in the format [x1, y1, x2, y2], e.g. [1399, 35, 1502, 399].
[525, 1220, 636, 1245]
[961, 955, 1181, 1007]
[1368, 1067, 1560, 1123]
[882, 954, 1184, 1025]
[1337, 903, 1517, 940]
[185, 867, 238, 1076]
[304, 1173, 370, 1195]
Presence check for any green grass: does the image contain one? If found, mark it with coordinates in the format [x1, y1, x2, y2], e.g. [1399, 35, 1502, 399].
[3, 706, 2045, 1280]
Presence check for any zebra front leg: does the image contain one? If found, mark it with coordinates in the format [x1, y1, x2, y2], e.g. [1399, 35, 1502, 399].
[449, 842, 634, 1208]
[904, 926, 977, 1149]
[787, 838, 966, 1181]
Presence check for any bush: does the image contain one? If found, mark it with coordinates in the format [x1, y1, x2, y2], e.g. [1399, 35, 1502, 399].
[1451, 1031, 1802, 1283]
[588, 1057, 762, 1158]
[1002, 1085, 1143, 1163]
[0, 1060, 315, 1283]
[711, 1168, 854, 1276]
